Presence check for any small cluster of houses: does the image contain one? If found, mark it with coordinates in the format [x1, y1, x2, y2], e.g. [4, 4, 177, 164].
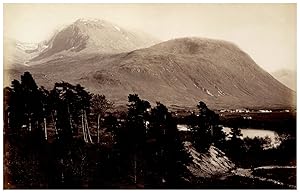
[219, 109, 251, 113]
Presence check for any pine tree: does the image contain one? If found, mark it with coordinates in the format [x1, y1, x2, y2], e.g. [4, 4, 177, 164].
[147, 102, 191, 187]
[190, 101, 226, 152]
[7, 72, 45, 139]
[49, 82, 92, 143]
[21, 72, 43, 133]
[8, 79, 25, 133]
[226, 127, 245, 162]
[121, 94, 151, 185]
[91, 94, 113, 143]
[3, 87, 12, 134]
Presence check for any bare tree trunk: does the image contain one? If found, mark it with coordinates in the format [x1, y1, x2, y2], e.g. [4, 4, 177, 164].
[97, 114, 100, 144]
[35, 120, 39, 132]
[7, 111, 9, 125]
[67, 104, 73, 134]
[85, 110, 93, 144]
[60, 158, 64, 184]
[44, 117, 47, 141]
[134, 153, 137, 184]
[52, 111, 59, 137]
[28, 116, 32, 132]
[82, 111, 87, 143]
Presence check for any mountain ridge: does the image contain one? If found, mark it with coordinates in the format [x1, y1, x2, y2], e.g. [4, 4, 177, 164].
[4, 19, 295, 110]
[5, 37, 295, 110]
[30, 18, 159, 62]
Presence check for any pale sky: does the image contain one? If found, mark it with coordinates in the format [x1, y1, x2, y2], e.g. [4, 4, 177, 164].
[4, 3, 296, 73]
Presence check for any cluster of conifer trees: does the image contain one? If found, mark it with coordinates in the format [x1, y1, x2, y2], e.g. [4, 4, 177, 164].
[4, 72, 219, 188]
[3, 71, 295, 188]
[3, 72, 225, 188]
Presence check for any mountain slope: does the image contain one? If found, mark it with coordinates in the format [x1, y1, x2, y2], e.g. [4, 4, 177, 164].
[4, 36, 54, 69]
[271, 69, 296, 91]
[5, 37, 296, 109]
[30, 19, 159, 62]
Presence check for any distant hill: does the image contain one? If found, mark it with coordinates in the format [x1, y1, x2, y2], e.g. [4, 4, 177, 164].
[271, 69, 296, 91]
[5, 36, 295, 110]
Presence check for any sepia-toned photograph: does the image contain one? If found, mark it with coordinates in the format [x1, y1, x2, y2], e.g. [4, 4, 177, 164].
[3, 3, 297, 189]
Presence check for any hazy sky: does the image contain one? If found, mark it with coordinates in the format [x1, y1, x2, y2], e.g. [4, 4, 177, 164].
[4, 3, 296, 73]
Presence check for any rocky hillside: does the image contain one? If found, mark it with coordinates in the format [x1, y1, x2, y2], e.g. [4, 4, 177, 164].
[184, 141, 234, 178]
[5, 36, 296, 110]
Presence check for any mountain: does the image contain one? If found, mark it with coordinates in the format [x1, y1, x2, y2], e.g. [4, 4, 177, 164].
[29, 18, 159, 63]
[4, 39, 37, 68]
[271, 69, 296, 91]
[5, 37, 295, 110]
[3, 38, 49, 69]
[4, 19, 159, 67]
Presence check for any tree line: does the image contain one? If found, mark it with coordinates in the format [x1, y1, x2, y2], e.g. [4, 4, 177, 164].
[4, 72, 217, 188]
[4, 71, 294, 188]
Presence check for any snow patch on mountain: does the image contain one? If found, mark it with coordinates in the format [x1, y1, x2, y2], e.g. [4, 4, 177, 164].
[114, 26, 121, 31]
[16, 42, 39, 51]
[206, 90, 214, 97]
